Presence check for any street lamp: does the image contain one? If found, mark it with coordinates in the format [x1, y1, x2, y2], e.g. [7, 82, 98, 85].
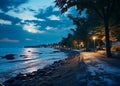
[93, 36, 96, 52]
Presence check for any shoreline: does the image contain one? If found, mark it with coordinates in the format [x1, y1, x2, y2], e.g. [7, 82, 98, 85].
[2, 49, 120, 86]
[0, 48, 69, 83]
[2, 48, 80, 86]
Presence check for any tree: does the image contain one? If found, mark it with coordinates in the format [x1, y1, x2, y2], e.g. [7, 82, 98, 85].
[68, 15, 89, 48]
[92, 26, 118, 49]
[60, 33, 74, 48]
[55, 0, 120, 57]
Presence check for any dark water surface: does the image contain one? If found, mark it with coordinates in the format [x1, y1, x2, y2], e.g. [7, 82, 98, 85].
[0, 48, 67, 82]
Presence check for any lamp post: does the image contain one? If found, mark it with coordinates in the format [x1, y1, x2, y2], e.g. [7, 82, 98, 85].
[93, 36, 96, 52]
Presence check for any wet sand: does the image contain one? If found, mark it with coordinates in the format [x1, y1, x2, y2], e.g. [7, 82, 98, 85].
[2, 50, 120, 86]
[3, 49, 81, 86]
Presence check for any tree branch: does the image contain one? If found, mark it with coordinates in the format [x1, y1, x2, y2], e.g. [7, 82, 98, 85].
[93, 8, 104, 20]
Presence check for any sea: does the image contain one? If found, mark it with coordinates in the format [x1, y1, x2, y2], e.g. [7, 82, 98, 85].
[0, 48, 67, 82]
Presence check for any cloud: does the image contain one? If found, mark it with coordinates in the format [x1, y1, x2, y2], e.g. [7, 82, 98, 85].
[0, 4, 76, 47]
[53, 7, 60, 11]
[35, 6, 61, 20]
[0, 13, 21, 24]
[46, 26, 53, 30]
[63, 6, 79, 17]
[0, 0, 29, 12]
[7, 7, 46, 23]
[0, 38, 19, 43]
[23, 24, 44, 34]
[34, 6, 73, 29]
[0, 19, 12, 25]
[47, 15, 60, 21]
[45, 26, 58, 31]
[0, 9, 4, 13]
[7, 9, 44, 21]
[26, 38, 32, 41]
[19, 0, 54, 12]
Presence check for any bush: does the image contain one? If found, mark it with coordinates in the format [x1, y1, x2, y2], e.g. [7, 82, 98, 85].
[111, 45, 120, 52]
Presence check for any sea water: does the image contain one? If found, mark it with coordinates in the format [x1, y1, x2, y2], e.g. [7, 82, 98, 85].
[0, 48, 67, 82]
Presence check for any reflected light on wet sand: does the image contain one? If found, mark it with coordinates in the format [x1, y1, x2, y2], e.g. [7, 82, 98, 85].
[24, 67, 38, 73]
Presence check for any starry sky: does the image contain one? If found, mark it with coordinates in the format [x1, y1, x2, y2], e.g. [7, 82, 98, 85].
[0, 0, 78, 47]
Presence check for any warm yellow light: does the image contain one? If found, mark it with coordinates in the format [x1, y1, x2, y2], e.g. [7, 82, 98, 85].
[93, 36, 96, 40]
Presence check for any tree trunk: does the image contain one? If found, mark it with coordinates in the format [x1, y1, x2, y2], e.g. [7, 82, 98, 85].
[104, 17, 112, 57]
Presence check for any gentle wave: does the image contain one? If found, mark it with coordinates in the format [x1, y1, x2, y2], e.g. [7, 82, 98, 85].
[0, 48, 67, 82]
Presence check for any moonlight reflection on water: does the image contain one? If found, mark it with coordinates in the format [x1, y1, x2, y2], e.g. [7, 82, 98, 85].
[0, 48, 67, 82]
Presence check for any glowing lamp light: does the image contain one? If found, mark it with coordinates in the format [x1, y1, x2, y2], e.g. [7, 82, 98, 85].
[93, 36, 96, 52]
[93, 36, 96, 40]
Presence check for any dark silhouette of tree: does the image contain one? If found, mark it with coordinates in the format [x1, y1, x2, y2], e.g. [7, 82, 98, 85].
[60, 10, 102, 50]
[68, 15, 89, 48]
[55, 0, 120, 57]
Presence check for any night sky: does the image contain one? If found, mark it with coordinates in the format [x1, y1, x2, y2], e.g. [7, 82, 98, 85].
[0, 0, 79, 47]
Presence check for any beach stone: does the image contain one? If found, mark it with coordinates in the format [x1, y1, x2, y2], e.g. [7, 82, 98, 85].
[43, 70, 52, 76]
[51, 51, 60, 54]
[15, 73, 27, 80]
[44, 66, 52, 71]
[26, 73, 35, 78]
[87, 80, 100, 86]
[45, 65, 57, 71]
[21, 82, 37, 86]
[52, 74, 61, 79]
[31, 52, 42, 54]
[53, 61, 60, 65]
[12, 80, 22, 86]
[20, 55, 28, 58]
[37, 69, 48, 76]
[5, 77, 15, 83]
[49, 64, 55, 68]
[51, 63, 59, 68]
[59, 60, 65, 65]
[2, 54, 15, 60]
[0, 83, 4, 86]
[37, 69, 42, 72]
[78, 79, 87, 86]
[40, 82, 53, 86]
[51, 67, 57, 71]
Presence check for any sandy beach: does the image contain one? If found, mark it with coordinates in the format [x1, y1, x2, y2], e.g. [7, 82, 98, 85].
[2, 50, 120, 86]
[2, 49, 80, 86]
